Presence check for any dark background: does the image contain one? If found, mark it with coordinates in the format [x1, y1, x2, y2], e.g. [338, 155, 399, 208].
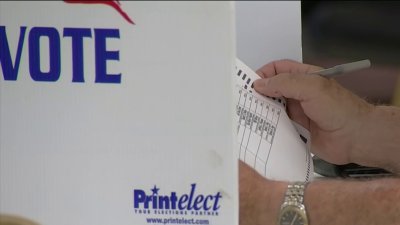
[301, 1, 400, 105]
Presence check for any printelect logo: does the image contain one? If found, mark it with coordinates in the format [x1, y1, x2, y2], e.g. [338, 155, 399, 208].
[134, 184, 222, 216]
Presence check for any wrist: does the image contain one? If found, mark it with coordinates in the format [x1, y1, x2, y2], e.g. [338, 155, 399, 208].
[349, 102, 376, 165]
[239, 161, 288, 225]
[352, 105, 400, 172]
[277, 182, 310, 225]
[255, 179, 287, 225]
[266, 181, 288, 224]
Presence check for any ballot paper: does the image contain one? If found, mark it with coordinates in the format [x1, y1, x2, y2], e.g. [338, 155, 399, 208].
[235, 59, 313, 182]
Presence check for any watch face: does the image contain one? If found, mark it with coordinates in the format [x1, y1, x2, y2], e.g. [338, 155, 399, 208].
[278, 205, 308, 225]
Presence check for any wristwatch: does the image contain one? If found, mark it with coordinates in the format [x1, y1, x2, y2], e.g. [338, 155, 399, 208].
[278, 182, 309, 225]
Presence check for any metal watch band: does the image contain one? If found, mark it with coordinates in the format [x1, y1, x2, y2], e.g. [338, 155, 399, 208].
[279, 182, 310, 225]
[283, 182, 307, 205]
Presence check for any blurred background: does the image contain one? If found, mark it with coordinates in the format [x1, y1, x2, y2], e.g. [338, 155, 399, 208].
[301, 1, 400, 106]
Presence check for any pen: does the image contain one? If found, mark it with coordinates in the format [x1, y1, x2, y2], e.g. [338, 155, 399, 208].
[311, 59, 371, 77]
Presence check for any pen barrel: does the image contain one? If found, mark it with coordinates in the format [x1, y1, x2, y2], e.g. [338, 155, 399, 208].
[312, 59, 371, 77]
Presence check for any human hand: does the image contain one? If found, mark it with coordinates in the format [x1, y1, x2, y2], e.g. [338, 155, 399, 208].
[253, 59, 374, 165]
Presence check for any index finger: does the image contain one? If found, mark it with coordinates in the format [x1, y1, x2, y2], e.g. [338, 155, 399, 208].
[256, 59, 323, 78]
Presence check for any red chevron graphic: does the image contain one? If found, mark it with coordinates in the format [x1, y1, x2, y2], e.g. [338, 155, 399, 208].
[64, 0, 135, 25]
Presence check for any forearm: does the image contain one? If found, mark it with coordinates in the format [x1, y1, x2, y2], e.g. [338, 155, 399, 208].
[240, 176, 400, 225]
[354, 105, 400, 174]
[306, 178, 400, 225]
[239, 162, 287, 225]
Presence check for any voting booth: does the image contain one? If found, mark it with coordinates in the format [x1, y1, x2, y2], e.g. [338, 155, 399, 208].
[1, 2, 304, 225]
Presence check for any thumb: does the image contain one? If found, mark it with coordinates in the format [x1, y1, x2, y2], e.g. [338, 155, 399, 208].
[253, 73, 328, 102]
